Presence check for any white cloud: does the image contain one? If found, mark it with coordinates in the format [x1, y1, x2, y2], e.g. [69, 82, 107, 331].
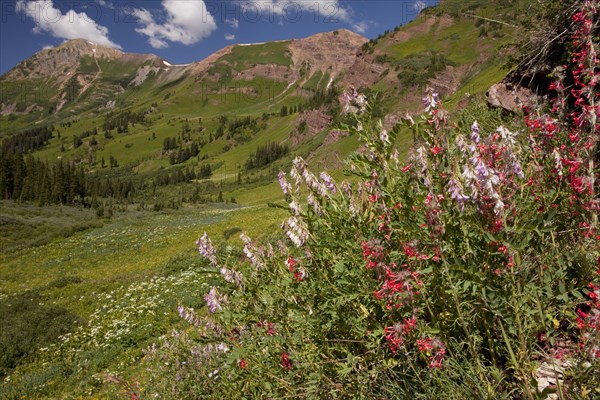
[352, 21, 369, 34]
[239, 0, 369, 36]
[15, 0, 121, 49]
[241, 0, 352, 23]
[224, 33, 236, 41]
[98, 0, 117, 10]
[413, 1, 427, 13]
[225, 17, 239, 29]
[42, 44, 54, 50]
[133, 0, 217, 49]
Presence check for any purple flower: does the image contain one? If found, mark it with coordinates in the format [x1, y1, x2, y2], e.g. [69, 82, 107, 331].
[342, 87, 367, 113]
[307, 193, 323, 215]
[197, 232, 218, 266]
[178, 304, 201, 326]
[416, 146, 428, 174]
[475, 159, 488, 180]
[455, 134, 468, 155]
[447, 178, 470, 212]
[552, 148, 563, 177]
[220, 266, 243, 287]
[289, 200, 301, 216]
[422, 87, 439, 112]
[240, 233, 264, 269]
[278, 171, 292, 197]
[509, 153, 524, 179]
[319, 172, 336, 194]
[293, 156, 328, 197]
[471, 121, 481, 144]
[282, 216, 309, 247]
[204, 287, 226, 314]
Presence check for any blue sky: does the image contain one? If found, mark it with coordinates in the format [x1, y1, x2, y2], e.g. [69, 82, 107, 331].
[1, 0, 439, 75]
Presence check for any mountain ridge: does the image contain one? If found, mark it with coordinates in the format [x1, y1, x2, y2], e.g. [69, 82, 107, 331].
[0, 29, 367, 120]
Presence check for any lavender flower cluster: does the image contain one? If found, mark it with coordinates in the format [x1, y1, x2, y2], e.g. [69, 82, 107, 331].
[343, 86, 368, 114]
[197, 231, 243, 286]
[196, 232, 218, 266]
[277, 157, 340, 247]
[240, 233, 265, 269]
[452, 122, 524, 215]
[177, 304, 202, 326]
[204, 287, 227, 314]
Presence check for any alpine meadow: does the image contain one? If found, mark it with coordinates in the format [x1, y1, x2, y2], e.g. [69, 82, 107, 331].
[0, 0, 599, 399]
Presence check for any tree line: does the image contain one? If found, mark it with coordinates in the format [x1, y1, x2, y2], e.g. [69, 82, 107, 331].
[245, 142, 289, 170]
[1, 126, 54, 154]
[0, 152, 135, 204]
[102, 109, 148, 134]
[152, 165, 212, 187]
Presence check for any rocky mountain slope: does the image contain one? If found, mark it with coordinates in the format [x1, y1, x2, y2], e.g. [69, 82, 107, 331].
[0, 30, 366, 123]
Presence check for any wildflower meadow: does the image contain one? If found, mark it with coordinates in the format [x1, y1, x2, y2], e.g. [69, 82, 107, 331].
[133, 2, 600, 399]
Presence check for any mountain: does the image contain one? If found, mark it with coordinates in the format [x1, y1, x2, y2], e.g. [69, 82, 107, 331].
[342, 2, 519, 121]
[0, 30, 366, 123]
[0, 39, 164, 117]
[0, 0, 522, 208]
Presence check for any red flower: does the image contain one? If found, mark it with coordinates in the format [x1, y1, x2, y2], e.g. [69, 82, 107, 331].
[429, 348, 446, 369]
[384, 324, 404, 353]
[416, 337, 434, 352]
[402, 317, 417, 334]
[293, 270, 304, 282]
[431, 146, 444, 155]
[281, 352, 292, 370]
[267, 322, 276, 336]
[239, 359, 247, 369]
[286, 256, 297, 272]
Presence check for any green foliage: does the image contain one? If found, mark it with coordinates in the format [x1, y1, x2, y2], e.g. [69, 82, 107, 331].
[0, 290, 82, 377]
[302, 71, 324, 91]
[77, 55, 100, 74]
[1, 2, 597, 399]
[222, 226, 242, 240]
[64, 75, 81, 103]
[219, 42, 292, 71]
[396, 51, 453, 89]
[138, 7, 600, 396]
[0, 202, 286, 399]
[245, 141, 290, 170]
[1, 126, 53, 153]
[0, 203, 102, 252]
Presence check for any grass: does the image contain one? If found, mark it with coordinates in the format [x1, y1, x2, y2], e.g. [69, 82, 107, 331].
[218, 41, 292, 71]
[0, 185, 288, 398]
[303, 71, 324, 90]
[0, 199, 286, 310]
[0, 202, 102, 252]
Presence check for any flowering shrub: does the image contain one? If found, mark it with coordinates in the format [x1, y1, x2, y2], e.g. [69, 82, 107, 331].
[141, 2, 599, 398]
